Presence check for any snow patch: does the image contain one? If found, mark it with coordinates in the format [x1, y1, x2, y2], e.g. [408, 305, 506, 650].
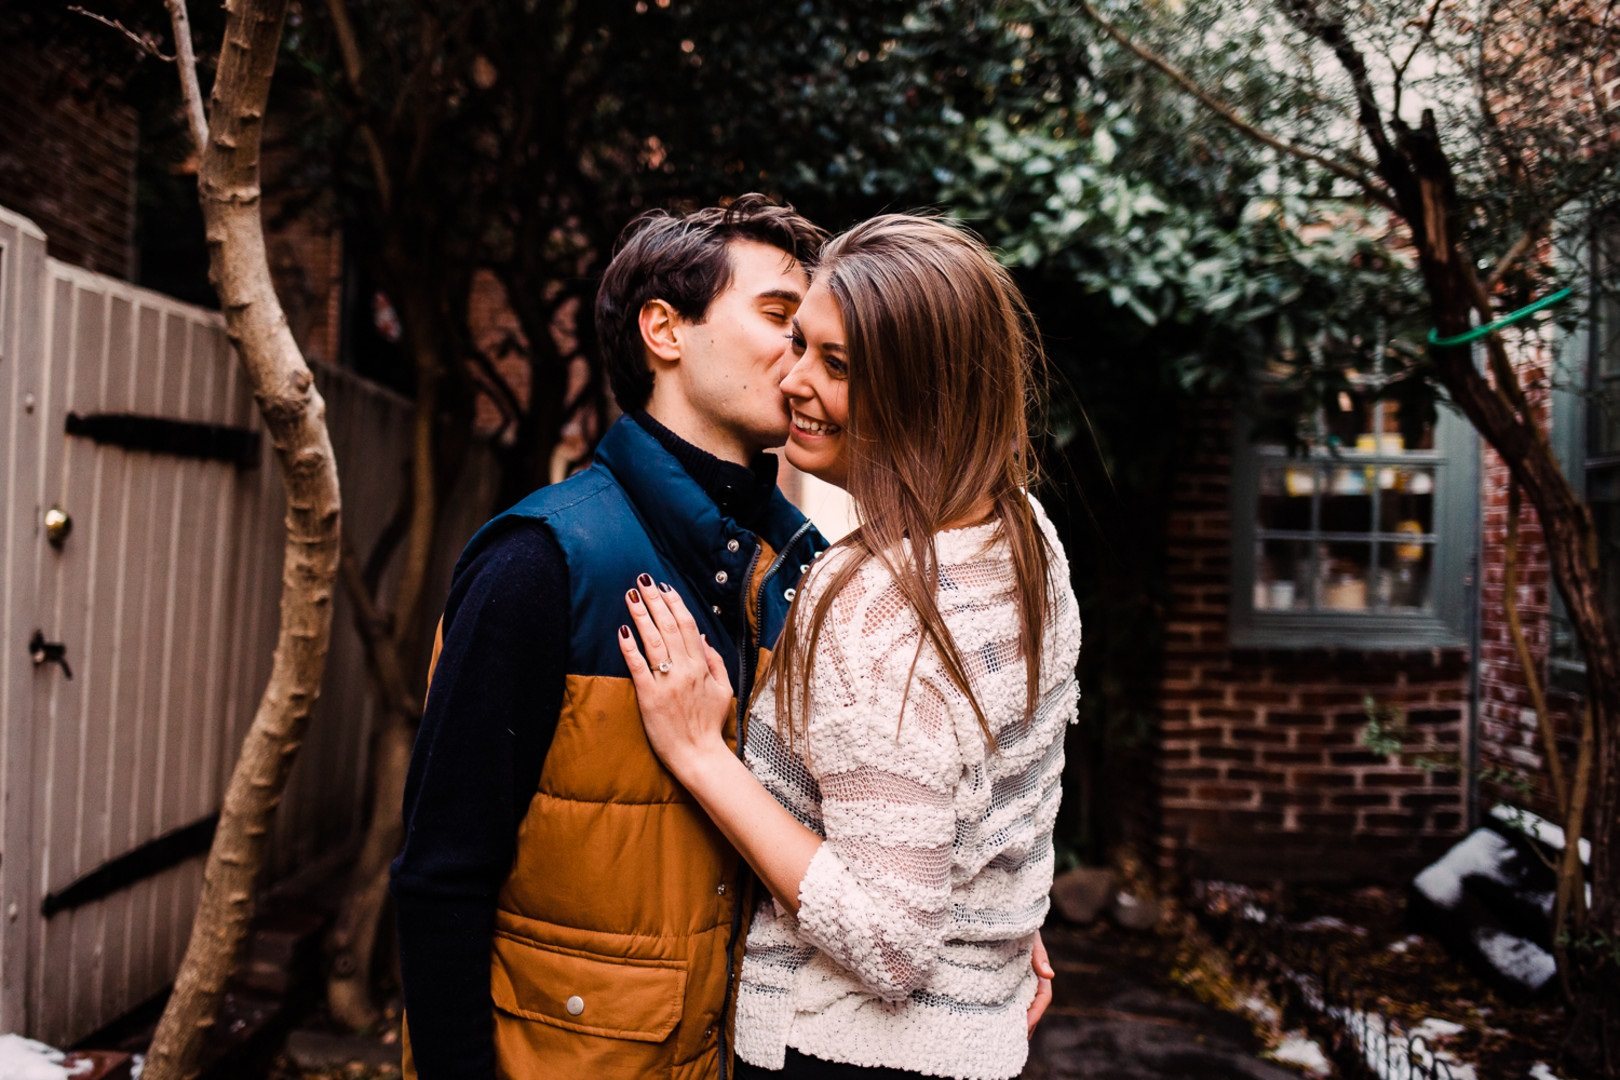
[1528, 1063, 1566, 1080]
[1410, 1017, 1466, 1041]
[0, 1034, 71, 1080]
[1472, 925, 1557, 991]
[1489, 804, 1591, 866]
[1242, 993, 1282, 1028]
[1387, 934, 1425, 954]
[1413, 829, 1514, 910]
[1270, 1032, 1333, 1077]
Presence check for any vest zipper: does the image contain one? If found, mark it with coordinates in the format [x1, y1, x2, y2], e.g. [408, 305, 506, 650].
[716, 521, 812, 1079]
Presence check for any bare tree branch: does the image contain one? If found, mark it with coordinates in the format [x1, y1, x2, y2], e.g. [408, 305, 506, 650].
[69, 5, 175, 61]
[322, 0, 394, 212]
[1073, 0, 1397, 209]
[1506, 481, 1569, 813]
[1390, 0, 1446, 116]
[163, 0, 208, 149]
[1485, 223, 1545, 292]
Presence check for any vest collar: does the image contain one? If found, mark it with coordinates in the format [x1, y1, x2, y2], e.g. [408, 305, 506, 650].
[593, 416, 812, 613]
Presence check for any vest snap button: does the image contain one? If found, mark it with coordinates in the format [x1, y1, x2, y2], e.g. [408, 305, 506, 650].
[813, 550, 823, 560]
[799, 563, 809, 574]
[717, 882, 727, 895]
[726, 538, 741, 553]
[784, 588, 796, 602]
[711, 604, 722, 615]
[714, 570, 728, 585]
[566, 995, 585, 1016]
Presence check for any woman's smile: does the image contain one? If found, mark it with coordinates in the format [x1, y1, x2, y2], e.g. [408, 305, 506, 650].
[789, 410, 842, 440]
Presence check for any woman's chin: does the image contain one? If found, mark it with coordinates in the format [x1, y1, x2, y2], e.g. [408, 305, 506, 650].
[784, 442, 846, 490]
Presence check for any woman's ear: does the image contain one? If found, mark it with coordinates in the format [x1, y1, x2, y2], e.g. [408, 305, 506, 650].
[639, 299, 682, 365]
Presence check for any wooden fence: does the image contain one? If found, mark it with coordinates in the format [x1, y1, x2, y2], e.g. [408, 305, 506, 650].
[0, 204, 495, 1045]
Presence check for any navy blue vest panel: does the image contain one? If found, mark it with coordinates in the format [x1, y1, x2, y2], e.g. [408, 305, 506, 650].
[454, 417, 829, 682]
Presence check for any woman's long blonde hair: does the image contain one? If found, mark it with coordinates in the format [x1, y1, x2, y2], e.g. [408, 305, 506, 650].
[771, 213, 1053, 747]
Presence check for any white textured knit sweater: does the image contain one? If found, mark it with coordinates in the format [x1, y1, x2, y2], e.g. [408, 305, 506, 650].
[734, 496, 1081, 1079]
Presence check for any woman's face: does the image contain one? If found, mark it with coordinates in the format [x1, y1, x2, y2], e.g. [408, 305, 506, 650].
[778, 280, 851, 489]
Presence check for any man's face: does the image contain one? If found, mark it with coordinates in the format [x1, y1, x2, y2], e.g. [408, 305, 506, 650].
[669, 240, 808, 456]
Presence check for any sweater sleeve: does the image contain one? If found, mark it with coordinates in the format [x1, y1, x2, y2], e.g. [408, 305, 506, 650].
[390, 520, 569, 1080]
[790, 572, 962, 1002]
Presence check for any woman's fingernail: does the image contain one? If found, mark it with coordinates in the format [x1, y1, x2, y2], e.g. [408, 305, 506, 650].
[637, 573, 654, 588]
[619, 625, 630, 639]
[658, 581, 673, 593]
[628, 588, 641, 605]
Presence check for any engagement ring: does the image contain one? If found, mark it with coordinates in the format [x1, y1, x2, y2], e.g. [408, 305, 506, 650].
[657, 661, 671, 674]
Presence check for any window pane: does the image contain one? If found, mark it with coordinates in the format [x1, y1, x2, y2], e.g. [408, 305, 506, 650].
[1373, 540, 1433, 611]
[1322, 467, 1373, 533]
[1596, 380, 1620, 456]
[1593, 466, 1620, 629]
[1319, 540, 1373, 611]
[1255, 539, 1312, 610]
[1378, 466, 1437, 533]
[1367, 402, 1435, 452]
[1259, 466, 1315, 531]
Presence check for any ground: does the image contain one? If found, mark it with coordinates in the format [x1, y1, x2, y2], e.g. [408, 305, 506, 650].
[1027, 921, 1304, 1079]
[1198, 881, 1581, 1080]
[264, 919, 1303, 1079]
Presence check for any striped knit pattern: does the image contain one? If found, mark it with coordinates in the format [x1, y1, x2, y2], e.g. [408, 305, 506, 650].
[735, 495, 1082, 1080]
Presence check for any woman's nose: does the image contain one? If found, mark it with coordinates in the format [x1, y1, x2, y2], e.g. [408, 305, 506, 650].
[779, 354, 811, 397]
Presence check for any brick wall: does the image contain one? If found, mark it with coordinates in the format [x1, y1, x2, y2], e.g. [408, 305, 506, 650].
[1474, 332, 1583, 823]
[0, 45, 137, 278]
[1155, 403, 1470, 883]
[261, 138, 345, 370]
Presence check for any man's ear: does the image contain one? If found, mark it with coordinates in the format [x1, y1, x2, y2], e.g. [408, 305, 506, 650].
[639, 299, 683, 364]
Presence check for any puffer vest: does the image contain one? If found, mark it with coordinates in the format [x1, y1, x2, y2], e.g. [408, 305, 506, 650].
[403, 416, 826, 1080]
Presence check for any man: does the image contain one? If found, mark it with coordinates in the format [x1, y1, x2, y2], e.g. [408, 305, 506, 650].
[391, 194, 830, 1080]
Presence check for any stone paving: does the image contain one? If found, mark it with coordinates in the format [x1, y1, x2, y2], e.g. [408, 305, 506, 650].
[1024, 923, 1306, 1080]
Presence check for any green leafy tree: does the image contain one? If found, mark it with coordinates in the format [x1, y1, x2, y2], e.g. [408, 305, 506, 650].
[1065, 0, 1620, 1065]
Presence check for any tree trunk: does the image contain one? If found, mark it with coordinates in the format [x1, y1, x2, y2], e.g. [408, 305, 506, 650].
[1397, 135, 1620, 1055]
[145, 0, 343, 1077]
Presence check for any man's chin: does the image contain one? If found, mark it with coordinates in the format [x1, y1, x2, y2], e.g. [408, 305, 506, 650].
[757, 421, 793, 451]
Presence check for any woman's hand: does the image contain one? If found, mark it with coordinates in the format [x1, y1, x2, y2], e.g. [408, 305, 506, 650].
[1026, 931, 1055, 1036]
[618, 574, 735, 778]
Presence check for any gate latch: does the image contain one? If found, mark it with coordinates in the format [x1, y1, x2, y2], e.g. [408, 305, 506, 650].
[29, 631, 72, 679]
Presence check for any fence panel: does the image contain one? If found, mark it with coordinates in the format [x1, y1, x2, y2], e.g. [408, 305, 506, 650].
[0, 207, 50, 1035]
[1, 204, 495, 1044]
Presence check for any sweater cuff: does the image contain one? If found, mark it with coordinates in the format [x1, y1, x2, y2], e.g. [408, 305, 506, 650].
[793, 844, 898, 999]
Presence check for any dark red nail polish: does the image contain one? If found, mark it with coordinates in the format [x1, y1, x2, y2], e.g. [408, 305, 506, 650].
[658, 581, 673, 593]
[628, 588, 641, 604]
[638, 573, 654, 588]
[619, 625, 630, 638]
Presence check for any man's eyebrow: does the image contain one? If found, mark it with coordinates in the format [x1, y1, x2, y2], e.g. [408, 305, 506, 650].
[757, 288, 803, 304]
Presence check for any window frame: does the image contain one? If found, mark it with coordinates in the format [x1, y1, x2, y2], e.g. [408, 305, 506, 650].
[1229, 387, 1479, 650]
[1548, 221, 1620, 689]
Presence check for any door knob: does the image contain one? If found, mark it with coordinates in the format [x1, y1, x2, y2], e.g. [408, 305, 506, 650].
[45, 506, 71, 548]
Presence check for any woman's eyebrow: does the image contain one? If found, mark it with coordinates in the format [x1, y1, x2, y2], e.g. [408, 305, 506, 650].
[790, 316, 845, 352]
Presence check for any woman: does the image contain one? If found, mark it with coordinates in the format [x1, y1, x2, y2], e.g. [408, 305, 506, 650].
[616, 215, 1082, 1079]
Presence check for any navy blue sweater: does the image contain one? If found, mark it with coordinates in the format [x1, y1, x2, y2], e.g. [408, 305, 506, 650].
[391, 414, 780, 1080]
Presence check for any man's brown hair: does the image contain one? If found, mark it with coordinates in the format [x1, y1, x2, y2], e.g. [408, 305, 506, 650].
[595, 194, 828, 412]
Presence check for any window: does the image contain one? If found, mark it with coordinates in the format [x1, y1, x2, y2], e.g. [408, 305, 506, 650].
[1549, 226, 1620, 687]
[1230, 376, 1479, 649]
